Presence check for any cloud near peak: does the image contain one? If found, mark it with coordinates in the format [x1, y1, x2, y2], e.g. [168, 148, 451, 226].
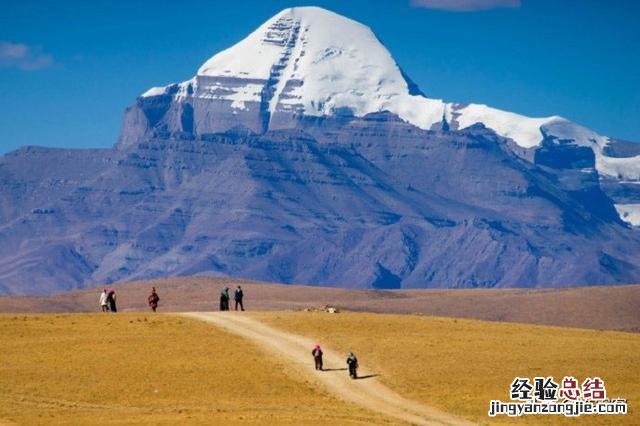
[410, 0, 521, 12]
[0, 41, 53, 71]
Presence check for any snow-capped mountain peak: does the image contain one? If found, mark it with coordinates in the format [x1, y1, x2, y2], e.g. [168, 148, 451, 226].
[140, 7, 559, 147]
[136, 6, 640, 210]
[193, 6, 447, 129]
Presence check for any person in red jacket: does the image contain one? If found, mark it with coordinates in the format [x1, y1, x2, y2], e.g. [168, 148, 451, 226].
[148, 287, 160, 312]
[312, 344, 323, 371]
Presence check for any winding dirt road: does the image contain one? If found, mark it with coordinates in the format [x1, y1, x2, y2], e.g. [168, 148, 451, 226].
[182, 312, 473, 426]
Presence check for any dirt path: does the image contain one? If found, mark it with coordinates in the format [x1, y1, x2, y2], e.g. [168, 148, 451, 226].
[182, 312, 473, 426]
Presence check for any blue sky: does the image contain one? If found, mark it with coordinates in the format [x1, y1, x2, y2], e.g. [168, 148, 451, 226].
[0, 0, 638, 154]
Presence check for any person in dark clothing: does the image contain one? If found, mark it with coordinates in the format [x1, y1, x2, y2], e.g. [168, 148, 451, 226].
[312, 344, 323, 371]
[234, 286, 244, 311]
[219, 287, 230, 311]
[107, 289, 117, 313]
[347, 352, 358, 379]
[148, 287, 160, 312]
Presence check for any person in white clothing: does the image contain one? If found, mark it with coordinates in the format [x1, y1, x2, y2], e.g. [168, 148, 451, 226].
[99, 289, 109, 312]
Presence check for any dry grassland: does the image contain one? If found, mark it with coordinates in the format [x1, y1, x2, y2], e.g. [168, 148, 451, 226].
[255, 311, 639, 425]
[0, 313, 392, 425]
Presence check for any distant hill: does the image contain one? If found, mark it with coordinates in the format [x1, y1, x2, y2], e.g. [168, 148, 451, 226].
[1, 277, 638, 332]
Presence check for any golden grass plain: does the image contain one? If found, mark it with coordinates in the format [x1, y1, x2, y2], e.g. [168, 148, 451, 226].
[2, 311, 637, 425]
[0, 313, 393, 425]
[255, 311, 639, 425]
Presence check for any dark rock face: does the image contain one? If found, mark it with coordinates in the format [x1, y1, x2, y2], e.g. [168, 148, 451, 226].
[602, 138, 640, 158]
[2, 113, 640, 295]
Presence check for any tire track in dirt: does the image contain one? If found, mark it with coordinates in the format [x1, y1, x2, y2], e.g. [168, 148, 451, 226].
[182, 312, 474, 426]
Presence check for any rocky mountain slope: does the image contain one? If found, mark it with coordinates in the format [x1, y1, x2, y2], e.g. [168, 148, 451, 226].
[1, 7, 639, 295]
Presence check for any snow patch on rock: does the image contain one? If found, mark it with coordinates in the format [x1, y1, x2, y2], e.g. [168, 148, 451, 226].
[455, 103, 558, 148]
[615, 204, 640, 227]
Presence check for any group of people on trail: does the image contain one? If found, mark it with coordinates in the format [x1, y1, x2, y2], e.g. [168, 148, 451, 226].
[311, 344, 359, 379]
[99, 288, 118, 312]
[219, 285, 244, 311]
[97, 284, 249, 312]
[97, 285, 361, 376]
[98, 287, 160, 313]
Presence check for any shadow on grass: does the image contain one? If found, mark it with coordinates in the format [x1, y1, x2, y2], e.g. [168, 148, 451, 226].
[354, 374, 379, 380]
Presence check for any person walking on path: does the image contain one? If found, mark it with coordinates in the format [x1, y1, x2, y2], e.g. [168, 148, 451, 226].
[223, 287, 230, 310]
[347, 352, 358, 379]
[148, 287, 160, 312]
[106, 289, 117, 313]
[312, 344, 323, 371]
[234, 285, 244, 311]
[99, 289, 109, 312]
[219, 287, 230, 311]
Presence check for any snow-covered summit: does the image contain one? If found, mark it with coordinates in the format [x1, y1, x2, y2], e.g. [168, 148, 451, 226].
[138, 7, 640, 187]
[140, 7, 562, 146]
[197, 6, 447, 129]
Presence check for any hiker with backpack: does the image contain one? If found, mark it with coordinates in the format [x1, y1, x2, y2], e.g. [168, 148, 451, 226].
[347, 352, 358, 379]
[234, 285, 244, 311]
[148, 287, 160, 312]
[312, 344, 323, 371]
